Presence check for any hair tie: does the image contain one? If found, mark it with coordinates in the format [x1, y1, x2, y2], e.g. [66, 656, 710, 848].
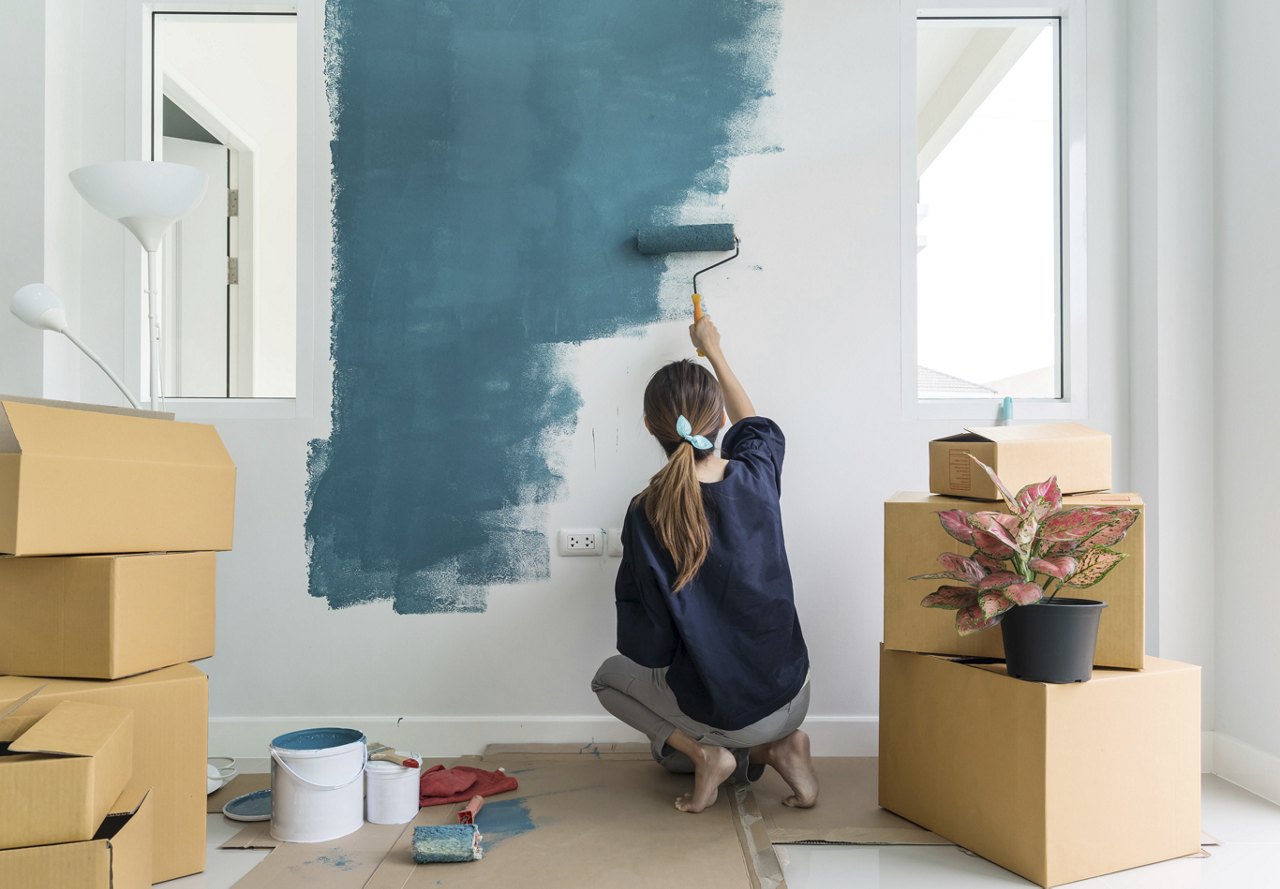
[676, 415, 713, 450]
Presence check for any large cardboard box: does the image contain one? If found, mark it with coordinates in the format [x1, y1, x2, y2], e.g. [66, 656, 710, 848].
[879, 649, 1201, 887]
[0, 665, 208, 882]
[884, 492, 1145, 668]
[0, 397, 235, 555]
[0, 701, 133, 850]
[929, 423, 1111, 500]
[0, 551, 216, 679]
[0, 787, 153, 889]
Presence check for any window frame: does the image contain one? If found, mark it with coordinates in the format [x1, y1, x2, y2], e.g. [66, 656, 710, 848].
[901, 0, 1087, 421]
[124, 0, 319, 420]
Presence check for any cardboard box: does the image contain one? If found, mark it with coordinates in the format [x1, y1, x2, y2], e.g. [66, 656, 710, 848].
[0, 787, 153, 889]
[0, 701, 133, 850]
[879, 649, 1202, 887]
[0, 664, 208, 882]
[884, 492, 1145, 669]
[0, 551, 216, 679]
[0, 397, 235, 555]
[929, 423, 1111, 500]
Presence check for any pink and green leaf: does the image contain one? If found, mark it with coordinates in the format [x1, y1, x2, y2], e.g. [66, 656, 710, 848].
[978, 571, 1021, 591]
[978, 591, 1016, 619]
[1029, 556, 1078, 580]
[1062, 547, 1128, 589]
[970, 456, 1019, 513]
[937, 510, 977, 546]
[1004, 581, 1044, 606]
[956, 602, 1002, 636]
[910, 553, 987, 585]
[974, 551, 1007, 573]
[921, 586, 979, 610]
[969, 513, 1020, 551]
[1037, 508, 1128, 556]
[1015, 476, 1063, 521]
[1082, 508, 1139, 548]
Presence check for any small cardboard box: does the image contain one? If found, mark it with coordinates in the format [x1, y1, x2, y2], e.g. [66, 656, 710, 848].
[0, 551, 216, 679]
[0, 701, 133, 850]
[0, 664, 208, 882]
[0, 787, 153, 889]
[929, 423, 1111, 500]
[879, 649, 1202, 887]
[884, 492, 1145, 669]
[0, 397, 236, 555]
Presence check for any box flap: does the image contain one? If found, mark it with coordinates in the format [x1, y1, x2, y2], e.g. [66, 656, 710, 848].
[961, 422, 1109, 443]
[8, 701, 132, 758]
[0, 400, 229, 467]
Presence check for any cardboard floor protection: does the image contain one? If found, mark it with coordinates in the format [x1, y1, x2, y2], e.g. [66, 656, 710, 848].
[208, 773, 271, 814]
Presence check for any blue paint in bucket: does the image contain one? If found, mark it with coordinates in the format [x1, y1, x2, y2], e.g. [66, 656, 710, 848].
[271, 727, 366, 751]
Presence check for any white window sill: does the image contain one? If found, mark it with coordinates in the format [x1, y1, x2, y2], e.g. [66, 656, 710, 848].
[161, 397, 306, 422]
[910, 397, 1086, 423]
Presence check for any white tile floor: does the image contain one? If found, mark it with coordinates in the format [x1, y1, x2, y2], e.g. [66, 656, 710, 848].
[176, 775, 1280, 888]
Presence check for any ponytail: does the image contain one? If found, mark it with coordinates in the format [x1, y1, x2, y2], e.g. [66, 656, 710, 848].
[641, 440, 711, 592]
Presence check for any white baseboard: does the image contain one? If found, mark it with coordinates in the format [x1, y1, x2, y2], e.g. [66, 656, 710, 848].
[209, 714, 881, 767]
[1211, 731, 1280, 805]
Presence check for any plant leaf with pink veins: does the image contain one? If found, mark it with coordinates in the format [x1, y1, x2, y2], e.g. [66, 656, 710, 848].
[937, 510, 977, 546]
[1062, 547, 1128, 589]
[969, 513, 1020, 551]
[956, 602, 1002, 636]
[1037, 508, 1126, 556]
[978, 592, 1016, 619]
[921, 586, 979, 610]
[978, 571, 1021, 591]
[971, 530, 1017, 560]
[1015, 476, 1063, 521]
[1029, 556, 1078, 580]
[1082, 508, 1140, 548]
[909, 553, 987, 584]
[974, 552, 1008, 573]
[1004, 581, 1044, 606]
[970, 456, 1019, 512]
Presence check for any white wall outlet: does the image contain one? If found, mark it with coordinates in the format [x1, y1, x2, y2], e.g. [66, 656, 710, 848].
[606, 528, 624, 557]
[558, 528, 603, 556]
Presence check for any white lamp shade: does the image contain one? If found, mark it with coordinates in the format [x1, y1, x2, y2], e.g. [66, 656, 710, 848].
[70, 161, 208, 251]
[11, 283, 69, 334]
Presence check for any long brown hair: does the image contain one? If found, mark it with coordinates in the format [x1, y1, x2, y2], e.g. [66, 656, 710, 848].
[639, 360, 726, 591]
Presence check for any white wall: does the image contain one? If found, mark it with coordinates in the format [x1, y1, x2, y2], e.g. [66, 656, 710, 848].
[3, 0, 1133, 760]
[1213, 0, 1280, 803]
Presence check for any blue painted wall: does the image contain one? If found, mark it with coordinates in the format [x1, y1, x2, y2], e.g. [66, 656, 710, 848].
[307, 0, 780, 612]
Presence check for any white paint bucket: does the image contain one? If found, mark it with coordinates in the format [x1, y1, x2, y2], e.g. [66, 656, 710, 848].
[365, 752, 421, 825]
[269, 727, 367, 842]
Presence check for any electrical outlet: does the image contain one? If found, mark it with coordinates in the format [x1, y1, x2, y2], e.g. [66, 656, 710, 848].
[607, 528, 624, 557]
[558, 528, 603, 556]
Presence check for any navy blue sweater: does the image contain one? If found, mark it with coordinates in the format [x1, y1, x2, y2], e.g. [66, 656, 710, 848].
[614, 417, 809, 731]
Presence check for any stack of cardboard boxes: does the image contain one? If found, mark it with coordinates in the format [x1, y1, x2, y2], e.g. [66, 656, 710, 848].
[878, 424, 1202, 888]
[0, 398, 235, 887]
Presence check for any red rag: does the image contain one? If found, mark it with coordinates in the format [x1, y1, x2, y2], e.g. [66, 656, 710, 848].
[419, 765, 519, 807]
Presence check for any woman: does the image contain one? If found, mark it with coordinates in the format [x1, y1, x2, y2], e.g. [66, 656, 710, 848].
[592, 315, 816, 813]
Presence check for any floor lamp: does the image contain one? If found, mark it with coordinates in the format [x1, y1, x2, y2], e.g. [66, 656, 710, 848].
[69, 161, 208, 411]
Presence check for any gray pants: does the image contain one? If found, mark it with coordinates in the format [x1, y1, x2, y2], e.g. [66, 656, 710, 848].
[591, 654, 810, 784]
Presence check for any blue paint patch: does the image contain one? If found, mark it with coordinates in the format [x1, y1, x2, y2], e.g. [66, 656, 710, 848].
[308, 0, 783, 611]
[477, 797, 538, 849]
[301, 852, 357, 871]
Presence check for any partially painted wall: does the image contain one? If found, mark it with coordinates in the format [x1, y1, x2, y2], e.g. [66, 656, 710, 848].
[307, 0, 781, 612]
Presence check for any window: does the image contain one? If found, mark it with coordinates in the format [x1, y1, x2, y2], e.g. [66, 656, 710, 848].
[906, 4, 1085, 417]
[151, 11, 298, 398]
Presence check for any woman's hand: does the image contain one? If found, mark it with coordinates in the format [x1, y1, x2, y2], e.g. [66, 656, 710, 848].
[689, 314, 722, 358]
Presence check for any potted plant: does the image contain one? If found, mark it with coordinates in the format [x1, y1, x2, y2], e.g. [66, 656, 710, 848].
[910, 458, 1139, 683]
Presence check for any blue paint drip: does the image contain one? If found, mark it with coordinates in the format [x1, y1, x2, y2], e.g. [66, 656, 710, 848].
[476, 797, 538, 849]
[308, 0, 782, 611]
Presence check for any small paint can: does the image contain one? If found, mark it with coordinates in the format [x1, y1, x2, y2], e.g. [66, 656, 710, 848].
[365, 751, 421, 825]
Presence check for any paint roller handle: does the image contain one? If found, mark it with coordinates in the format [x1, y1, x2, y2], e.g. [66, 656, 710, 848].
[692, 293, 705, 357]
[457, 795, 485, 824]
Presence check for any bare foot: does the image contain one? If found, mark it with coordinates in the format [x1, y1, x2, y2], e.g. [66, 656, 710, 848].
[673, 744, 736, 813]
[759, 730, 818, 808]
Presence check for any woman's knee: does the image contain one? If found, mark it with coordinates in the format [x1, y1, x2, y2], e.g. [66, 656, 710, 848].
[590, 654, 636, 694]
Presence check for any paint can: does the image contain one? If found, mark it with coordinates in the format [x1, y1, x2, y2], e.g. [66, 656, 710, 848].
[365, 751, 422, 825]
[269, 727, 367, 842]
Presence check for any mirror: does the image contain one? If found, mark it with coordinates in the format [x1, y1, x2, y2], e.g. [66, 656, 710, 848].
[154, 12, 297, 398]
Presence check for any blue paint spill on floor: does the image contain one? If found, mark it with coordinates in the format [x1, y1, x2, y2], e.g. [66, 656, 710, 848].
[476, 797, 538, 849]
[308, 0, 782, 611]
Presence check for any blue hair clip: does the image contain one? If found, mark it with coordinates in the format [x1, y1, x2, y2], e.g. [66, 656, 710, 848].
[676, 415, 713, 450]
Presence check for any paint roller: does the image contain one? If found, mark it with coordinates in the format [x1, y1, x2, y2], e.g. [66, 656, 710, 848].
[411, 795, 486, 863]
[635, 223, 740, 356]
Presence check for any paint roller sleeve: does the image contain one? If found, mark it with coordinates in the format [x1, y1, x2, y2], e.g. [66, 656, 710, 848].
[635, 223, 737, 255]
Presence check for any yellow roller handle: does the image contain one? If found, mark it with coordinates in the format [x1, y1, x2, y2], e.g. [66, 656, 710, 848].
[692, 293, 705, 357]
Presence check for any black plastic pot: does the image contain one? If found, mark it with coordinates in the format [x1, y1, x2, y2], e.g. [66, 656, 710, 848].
[1000, 597, 1107, 683]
